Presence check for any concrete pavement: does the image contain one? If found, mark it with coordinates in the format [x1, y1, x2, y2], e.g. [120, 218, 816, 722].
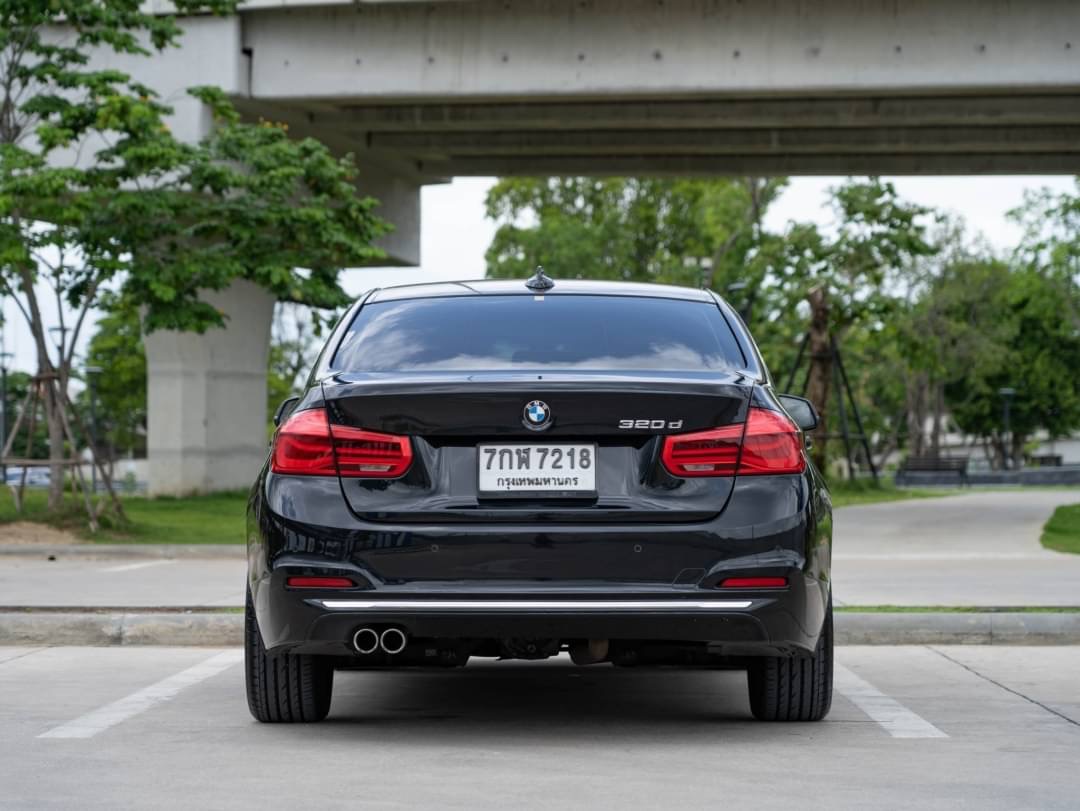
[1, 645, 1078, 810]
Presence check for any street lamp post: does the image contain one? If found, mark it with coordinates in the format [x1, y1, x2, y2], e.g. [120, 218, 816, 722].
[998, 387, 1016, 471]
[85, 366, 103, 493]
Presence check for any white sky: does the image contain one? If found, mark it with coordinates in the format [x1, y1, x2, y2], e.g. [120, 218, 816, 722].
[1, 175, 1076, 374]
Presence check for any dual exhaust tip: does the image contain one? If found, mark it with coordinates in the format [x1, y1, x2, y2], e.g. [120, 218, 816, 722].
[353, 626, 407, 655]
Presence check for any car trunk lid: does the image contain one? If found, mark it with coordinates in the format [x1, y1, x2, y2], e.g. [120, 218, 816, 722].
[323, 371, 751, 524]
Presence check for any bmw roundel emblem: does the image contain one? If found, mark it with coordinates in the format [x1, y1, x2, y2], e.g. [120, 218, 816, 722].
[523, 400, 552, 430]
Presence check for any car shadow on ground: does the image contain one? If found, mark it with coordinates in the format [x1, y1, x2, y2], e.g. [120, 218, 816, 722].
[302, 660, 823, 741]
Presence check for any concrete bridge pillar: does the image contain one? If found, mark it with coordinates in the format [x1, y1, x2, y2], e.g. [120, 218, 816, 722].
[143, 280, 276, 496]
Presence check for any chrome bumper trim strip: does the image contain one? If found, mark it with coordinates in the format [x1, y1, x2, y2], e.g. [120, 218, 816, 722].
[315, 599, 754, 611]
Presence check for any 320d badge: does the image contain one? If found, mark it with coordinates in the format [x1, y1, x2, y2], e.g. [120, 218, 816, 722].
[246, 273, 833, 724]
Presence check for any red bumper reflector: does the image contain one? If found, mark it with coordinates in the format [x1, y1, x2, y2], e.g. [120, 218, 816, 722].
[286, 576, 356, 589]
[718, 576, 788, 589]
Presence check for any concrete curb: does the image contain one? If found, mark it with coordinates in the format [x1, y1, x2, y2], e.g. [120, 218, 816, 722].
[2, 610, 1080, 647]
[0, 611, 243, 647]
[0, 544, 245, 560]
[836, 612, 1080, 645]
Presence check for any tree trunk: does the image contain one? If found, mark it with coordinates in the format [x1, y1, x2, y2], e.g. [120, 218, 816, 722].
[17, 266, 67, 511]
[804, 287, 832, 471]
[43, 379, 66, 509]
[905, 372, 928, 457]
[991, 431, 1007, 470]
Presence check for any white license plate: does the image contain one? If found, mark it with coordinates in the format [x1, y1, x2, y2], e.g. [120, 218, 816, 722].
[478, 444, 597, 494]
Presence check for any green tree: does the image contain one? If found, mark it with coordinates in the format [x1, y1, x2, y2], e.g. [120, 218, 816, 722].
[763, 179, 939, 468]
[484, 177, 785, 290]
[1011, 178, 1080, 281]
[78, 295, 146, 460]
[1, 2, 387, 512]
[942, 264, 1080, 468]
[1, 0, 234, 508]
[1, 369, 49, 464]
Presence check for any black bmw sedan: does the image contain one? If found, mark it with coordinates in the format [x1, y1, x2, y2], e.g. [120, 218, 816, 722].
[245, 274, 833, 723]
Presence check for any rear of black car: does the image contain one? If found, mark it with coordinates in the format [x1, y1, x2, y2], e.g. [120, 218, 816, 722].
[245, 281, 833, 724]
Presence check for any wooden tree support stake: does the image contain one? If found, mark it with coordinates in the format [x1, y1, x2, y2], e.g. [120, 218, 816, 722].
[0, 373, 125, 531]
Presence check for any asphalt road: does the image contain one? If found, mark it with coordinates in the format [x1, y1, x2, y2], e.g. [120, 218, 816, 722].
[1, 645, 1078, 810]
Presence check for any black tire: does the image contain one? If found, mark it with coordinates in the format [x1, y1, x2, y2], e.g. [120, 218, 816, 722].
[746, 599, 833, 722]
[245, 588, 333, 723]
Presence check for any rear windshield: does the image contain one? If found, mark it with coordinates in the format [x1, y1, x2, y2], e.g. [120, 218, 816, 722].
[331, 295, 747, 373]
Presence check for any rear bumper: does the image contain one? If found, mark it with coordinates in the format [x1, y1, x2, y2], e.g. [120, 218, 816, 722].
[253, 570, 828, 658]
[247, 469, 832, 658]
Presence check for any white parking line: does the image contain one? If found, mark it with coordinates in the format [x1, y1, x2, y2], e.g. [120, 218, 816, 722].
[38, 650, 242, 740]
[99, 560, 175, 574]
[834, 664, 949, 739]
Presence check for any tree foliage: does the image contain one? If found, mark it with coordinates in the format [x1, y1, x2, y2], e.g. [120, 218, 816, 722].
[78, 293, 146, 458]
[485, 177, 784, 289]
[1, 1, 387, 510]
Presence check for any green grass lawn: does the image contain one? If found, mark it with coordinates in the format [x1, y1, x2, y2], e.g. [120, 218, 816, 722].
[0, 488, 247, 544]
[828, 478, 960, 508]
[1040, 503, 1080, 555]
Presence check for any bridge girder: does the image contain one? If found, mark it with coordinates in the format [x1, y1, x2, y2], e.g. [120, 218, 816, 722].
[235, 0, 1080, 176]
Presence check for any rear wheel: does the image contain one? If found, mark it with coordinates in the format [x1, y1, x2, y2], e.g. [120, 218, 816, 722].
[746, 599, 833, 722]
[245, 587, 333, 723]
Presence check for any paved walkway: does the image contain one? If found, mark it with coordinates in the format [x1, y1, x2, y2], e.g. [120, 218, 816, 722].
[833, 489, 1080, 606]
[1, 489, 1077, 608]
[0, 558, 245, 608]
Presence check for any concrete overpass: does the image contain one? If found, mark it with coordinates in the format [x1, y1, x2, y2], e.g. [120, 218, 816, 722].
[124, 0, 1079, 493]
[236, 0, 1080, 177]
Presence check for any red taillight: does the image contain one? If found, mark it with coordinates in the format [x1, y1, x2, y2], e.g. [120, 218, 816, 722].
[271, 408, 337, 476]
[271, 408, 413, 479]
[286, 576, 356, 589]
[738, 408, 806, 475]
[718, 576, 788, 589]
[660, 406, 805, 478]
